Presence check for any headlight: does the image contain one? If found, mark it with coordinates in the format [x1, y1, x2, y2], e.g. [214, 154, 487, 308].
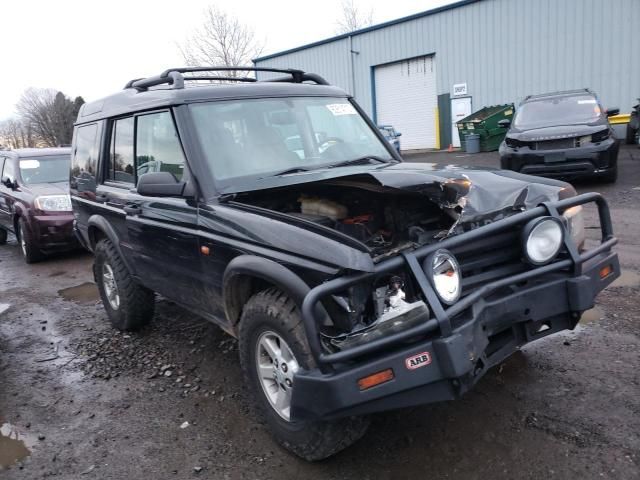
[562, 206, 585, 249]
[522, 217, 564, 265]
[34, 195, 72, 212]
[426, 249, 461, 305]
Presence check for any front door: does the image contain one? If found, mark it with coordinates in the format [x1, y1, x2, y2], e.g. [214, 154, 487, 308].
[0, 157, 15, 231]
[113, 110, 204, 307]
[451, 97, 472, 148]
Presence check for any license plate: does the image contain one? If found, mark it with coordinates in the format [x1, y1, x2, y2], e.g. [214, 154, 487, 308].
[544, 153, 566, 163]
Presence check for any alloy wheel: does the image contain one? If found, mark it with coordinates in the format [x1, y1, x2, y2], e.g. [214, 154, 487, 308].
[255, 331, 300, 421]
[102, 263, 120, 310]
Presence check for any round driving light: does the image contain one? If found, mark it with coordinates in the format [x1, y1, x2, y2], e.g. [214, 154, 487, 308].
[426, 249, 461, 305]
[523, 217, 564, 265]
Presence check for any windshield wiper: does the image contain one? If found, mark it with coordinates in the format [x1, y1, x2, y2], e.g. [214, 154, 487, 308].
[327, 156, 392, 169]
[261, 166, 314, 179]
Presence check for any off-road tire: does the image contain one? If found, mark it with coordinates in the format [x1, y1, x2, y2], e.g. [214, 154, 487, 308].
[17, 218, 43, 264]
[238, 288, 369, 461]
[600, 166, 618, 184]
[94, 238, 155, 330]
[0, 228, 7, 245]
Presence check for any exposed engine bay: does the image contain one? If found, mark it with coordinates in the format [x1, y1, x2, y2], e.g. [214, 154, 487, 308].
[234, 180, 457, 261]
[233, 180, 457, 350]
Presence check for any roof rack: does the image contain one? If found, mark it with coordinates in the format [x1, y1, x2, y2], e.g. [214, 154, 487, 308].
[124, 67, 330, 91]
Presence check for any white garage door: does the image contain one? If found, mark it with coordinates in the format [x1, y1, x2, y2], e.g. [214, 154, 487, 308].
[374, 56, 437, 151]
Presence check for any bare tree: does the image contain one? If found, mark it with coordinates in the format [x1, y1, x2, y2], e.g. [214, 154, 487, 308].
[16, 88, 84, 147]
[335, 0, 374, 34]
[178, 5, 265, 77]
[0, 118, 38, 149]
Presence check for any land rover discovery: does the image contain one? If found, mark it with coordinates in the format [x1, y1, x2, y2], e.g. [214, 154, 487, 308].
[70, 67, 619, 460]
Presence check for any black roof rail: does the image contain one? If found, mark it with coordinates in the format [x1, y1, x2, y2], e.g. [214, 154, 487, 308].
[124, 66, 330, 91]
[524, 88, 592, 101]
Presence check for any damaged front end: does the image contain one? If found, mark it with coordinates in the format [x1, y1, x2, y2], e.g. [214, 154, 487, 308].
[232, 165, 581, 353]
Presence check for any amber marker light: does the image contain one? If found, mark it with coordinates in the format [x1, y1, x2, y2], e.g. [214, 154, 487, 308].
[599, 264, 613, 279]
[358, 369, 394, 391]
[200, 246, 211, 256]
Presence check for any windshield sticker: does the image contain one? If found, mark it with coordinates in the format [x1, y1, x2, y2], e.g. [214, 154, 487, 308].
[326, 103, 357, 116]
[577, 99, 597, 104]
[19, 159, 40, 169]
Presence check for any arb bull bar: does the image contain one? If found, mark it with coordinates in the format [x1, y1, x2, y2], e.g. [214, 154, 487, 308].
[293, 193, 619, 420]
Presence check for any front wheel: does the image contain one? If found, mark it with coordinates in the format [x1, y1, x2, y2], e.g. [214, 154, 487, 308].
[94, 238, 155, 330]
[0, 228, 7, 245]
[238, 288, 369, 461]
[17, 218, 43, 264]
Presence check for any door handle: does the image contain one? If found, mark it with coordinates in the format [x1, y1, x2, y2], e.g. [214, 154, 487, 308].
[95, 194, 108, 203]
[123, 204, 142, 216]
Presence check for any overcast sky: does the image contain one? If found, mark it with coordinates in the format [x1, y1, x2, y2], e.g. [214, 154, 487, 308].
[0, 0, 455, 119]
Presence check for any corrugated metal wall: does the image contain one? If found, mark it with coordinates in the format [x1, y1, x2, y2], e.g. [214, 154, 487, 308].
[256, 0, 639, 123]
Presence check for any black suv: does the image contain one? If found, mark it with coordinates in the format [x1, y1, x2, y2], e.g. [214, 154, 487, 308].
[499, 89, 620, 182]
[71, 68, 619, 460]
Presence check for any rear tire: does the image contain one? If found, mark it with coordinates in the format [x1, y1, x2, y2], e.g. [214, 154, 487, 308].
[0, 228, 7, 245]
[238, 288, 369, 461]
[625, 123, 637, 145]
[17, 218, 43, 264]
[94, 238, 155, 331]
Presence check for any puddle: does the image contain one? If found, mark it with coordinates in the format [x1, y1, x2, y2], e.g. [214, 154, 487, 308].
[610, 270, 640, 288]
[580, 306, 604, 324]
[0, 422, 36, 470]
[58, 282, 100, 304]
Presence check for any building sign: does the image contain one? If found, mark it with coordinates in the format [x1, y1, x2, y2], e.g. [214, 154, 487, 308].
[452, 83, 468, 96]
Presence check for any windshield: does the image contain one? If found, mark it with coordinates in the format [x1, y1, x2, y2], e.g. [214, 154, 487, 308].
[514, 94, 602, 130]
[189, 97, 393, 187]
[19, 155, 70, 184]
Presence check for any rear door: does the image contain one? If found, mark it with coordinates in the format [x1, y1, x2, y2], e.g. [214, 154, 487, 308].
[107, 110, 203, 306]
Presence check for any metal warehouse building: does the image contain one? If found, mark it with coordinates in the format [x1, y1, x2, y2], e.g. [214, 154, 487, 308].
[254, 0, 639, 151]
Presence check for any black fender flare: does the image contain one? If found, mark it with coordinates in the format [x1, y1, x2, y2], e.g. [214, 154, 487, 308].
[87, 215, 136, 275]
[223, 255, 330, 331]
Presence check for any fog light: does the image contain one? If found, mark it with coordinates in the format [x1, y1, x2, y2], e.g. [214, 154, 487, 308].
[522, 217, 564, 265]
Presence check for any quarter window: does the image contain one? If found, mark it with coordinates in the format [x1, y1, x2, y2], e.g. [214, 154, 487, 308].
[71, 124, 99, 178]
[135, 112, 185, 181]
[109, 117, 135, 184]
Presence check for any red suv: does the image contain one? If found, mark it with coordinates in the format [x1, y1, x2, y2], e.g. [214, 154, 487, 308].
[0, 147, 77, 263]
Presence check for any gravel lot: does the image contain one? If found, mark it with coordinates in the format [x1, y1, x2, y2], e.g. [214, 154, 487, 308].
[1, 145, 639, 479]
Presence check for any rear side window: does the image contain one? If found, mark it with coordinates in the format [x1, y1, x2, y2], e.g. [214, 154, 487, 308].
[108, 117, 135, 184]
[135, 112, 185, 181]
[72, 124, 99, 177]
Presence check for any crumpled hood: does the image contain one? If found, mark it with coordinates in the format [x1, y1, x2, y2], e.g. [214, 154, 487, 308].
[361, 162, 568, 226]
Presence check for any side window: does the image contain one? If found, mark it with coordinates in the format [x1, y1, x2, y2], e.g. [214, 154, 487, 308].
[135, 112, 185, 181]
[0, 158, 5, 179]
[71, 123, 99, 194]
[108, 117, 135, 184]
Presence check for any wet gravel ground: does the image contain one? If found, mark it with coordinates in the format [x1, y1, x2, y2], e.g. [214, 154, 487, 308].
[1, 145, 639, 479]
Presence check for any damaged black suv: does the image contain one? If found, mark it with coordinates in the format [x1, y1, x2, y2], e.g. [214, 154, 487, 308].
[70, 67, 620, 461]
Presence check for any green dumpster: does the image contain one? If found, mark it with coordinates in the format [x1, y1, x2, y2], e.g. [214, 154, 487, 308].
[457, 104, 514, 152]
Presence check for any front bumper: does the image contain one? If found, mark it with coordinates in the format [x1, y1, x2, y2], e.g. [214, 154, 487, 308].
[499, 138, 619, 179]
[29, 213, 78, 252]
[292, 193, 618, 421]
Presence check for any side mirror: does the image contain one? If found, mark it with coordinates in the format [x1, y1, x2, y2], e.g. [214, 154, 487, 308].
[136, 172, 186, 197]
[2, 176, 16, 190]
[498, 119, 511, 128]
[605, 108, 620, 117]
[396, 132, 402, 137]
